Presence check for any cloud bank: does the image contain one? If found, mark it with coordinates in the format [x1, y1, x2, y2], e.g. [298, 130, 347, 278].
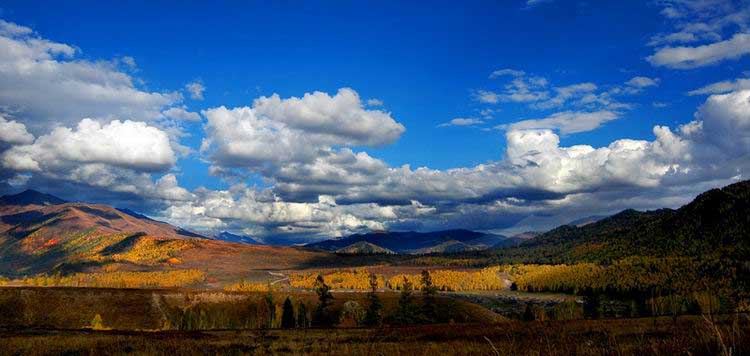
[0, 17, 749, 243]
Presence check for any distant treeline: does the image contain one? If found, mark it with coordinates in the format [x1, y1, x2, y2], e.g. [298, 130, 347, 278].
[2, 256, 748, 319]
[288, 267, 506, 292]
[282, 257, 750, 317]
[0, 270, 205, 288]
[505, 257, 749, 317]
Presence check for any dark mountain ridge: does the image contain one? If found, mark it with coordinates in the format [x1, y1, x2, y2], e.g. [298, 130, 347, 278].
[0, 189, 67, 206]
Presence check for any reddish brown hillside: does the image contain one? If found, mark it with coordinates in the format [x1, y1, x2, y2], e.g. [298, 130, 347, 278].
[0, 191, 331, 281]
[0, 202, 202, 241]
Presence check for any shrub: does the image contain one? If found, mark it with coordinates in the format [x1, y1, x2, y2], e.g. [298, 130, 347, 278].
[339, 301, 365, 327]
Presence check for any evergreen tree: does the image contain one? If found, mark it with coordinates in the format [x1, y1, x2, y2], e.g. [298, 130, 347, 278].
[582, 289, 601, 319]
[281, 297, 296, 328]
[396, 277, 417, 324]
[522, 304, 535, 321]
[364, 272, 383, 326]
[313, 274, 336, 326]
[420, 270, 438, 322]
[297, 301, 309, 328]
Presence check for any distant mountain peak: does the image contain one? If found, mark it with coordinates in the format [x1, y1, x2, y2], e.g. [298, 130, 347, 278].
[214, 231, 263, 245]
[0, 189, 67, 206]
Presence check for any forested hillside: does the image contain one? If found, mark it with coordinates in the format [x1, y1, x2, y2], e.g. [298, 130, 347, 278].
[489, 180, 750, 264]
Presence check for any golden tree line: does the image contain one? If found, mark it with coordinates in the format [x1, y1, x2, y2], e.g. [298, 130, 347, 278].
[284, 257, 739, 296]
[224, 280, 271, 292]
[506, 257, 727, 295]
[289, 267, 506, 292]
[10, 270, 205, 288]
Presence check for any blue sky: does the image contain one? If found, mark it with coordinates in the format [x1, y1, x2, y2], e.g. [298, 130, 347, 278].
[2, 1, 719, 169]
[0, 1, 749, 243]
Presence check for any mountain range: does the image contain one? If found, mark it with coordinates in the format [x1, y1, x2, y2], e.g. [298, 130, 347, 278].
[306, 229, 523, 254]
[1, 179, 748, 278]
[213, 231, 263, 245]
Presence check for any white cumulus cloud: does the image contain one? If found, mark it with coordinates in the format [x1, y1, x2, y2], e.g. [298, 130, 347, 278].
[162, 106, 201, 121]
[648, 33, 750, 69]
[161, 88, 750, 238]
[0, 115, 34, 145]
[688, 78, 750, 95]
[202, 88, 405, 175]
[0, 20, 182, 133]
[185, 81, 206, 100]
[2, 119, 176, 172]
[500, 110, 620, 134]
[438, 118, 485, 127]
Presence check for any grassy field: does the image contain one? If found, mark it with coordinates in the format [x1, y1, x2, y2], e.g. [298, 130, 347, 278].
[1, 264, 748, 355]
[0, 287, 502, 330]
[0, 287, 748, 355]
[1, 316, 747, 355]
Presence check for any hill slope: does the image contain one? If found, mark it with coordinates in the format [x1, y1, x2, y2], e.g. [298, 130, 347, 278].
[492, 180, 750, 263]
[0, 190, 327, 279]
[0, 193, 204, 241]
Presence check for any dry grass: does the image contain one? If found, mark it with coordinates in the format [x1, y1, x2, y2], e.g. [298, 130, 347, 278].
[0, 316, 747, 355]
[0, 287, 502, 331]
[0, 287, 747, 355]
